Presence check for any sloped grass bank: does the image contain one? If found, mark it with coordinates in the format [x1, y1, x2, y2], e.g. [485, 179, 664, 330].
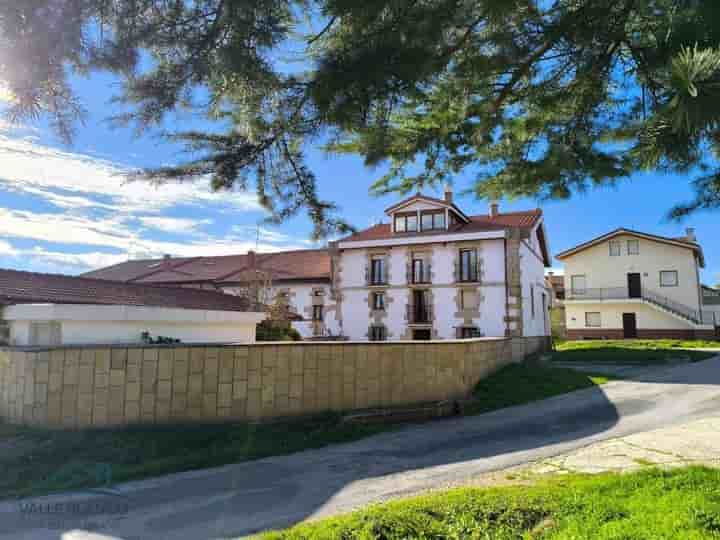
[259, 467, 720, 539]
[554, 340, 716, 364]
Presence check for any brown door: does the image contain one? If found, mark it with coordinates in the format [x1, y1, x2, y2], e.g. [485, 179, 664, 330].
[623, 313, 637, 338]
[627, 273, 642, 298]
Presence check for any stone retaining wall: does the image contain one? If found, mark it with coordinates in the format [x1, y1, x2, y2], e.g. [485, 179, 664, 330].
[0, 337, 549, 429]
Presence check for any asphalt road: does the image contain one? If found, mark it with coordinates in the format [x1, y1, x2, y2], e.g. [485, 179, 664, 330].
[1, 356, 719, 540]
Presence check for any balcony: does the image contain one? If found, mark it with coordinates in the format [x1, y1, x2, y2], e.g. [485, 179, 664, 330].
[406, 303, 433, 325]
[567, 287, 716, 326]
[364, 267, 388, 286]
[454, 262, 482, 283]
[407, 263, 432, 285]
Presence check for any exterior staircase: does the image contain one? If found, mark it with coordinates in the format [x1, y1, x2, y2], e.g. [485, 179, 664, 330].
[566, 286, 716, 327]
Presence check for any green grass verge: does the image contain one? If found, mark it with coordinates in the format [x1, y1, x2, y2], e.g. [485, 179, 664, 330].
[258, 466, 720, 539]
[0, 364, 614, 500]
[464, 364, 612, 415]
[0, 414, 388, 500]
[553, 340, 717, 364]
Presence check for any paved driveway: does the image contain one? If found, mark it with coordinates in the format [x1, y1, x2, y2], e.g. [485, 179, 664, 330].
[1, 356, 719, 540]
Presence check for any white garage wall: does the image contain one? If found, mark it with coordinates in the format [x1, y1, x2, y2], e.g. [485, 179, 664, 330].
[3, 304, 265, 346]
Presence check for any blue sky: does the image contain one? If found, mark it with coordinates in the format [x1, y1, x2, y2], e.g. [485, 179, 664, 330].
[0, 71, 717, 286]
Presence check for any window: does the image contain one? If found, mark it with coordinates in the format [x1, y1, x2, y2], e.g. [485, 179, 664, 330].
[394, 214, 417, 233]
[411, 257, 430, 283]
[609, 240, 621, 256]
[406, 215, 417, 232]
[570, 275, 587, 294]
[30, 322, 61, 346]
[458, 249, 478, 282]
[369, 325, 386, 341]
[585, 312, 601, 327]
[530, 285, 535, 317]
[459, 327, 482, 339]
[420, 211, 446, 231]
[627, 239, 639, 255]
[372, 292, 385, 311]
[421, 212, 433, 231]
[370, 256, 386, 284]
[412, 329, 432, 340]
[460, 289, 477, 310]
[312, 305, 324, 321]
[660, 270, 679, 287]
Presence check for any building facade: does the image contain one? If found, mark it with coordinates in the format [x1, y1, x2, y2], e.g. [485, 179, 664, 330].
[333, 190, 551, 340]
[556, 228, 717, 340]
[84, 189, 552, 341]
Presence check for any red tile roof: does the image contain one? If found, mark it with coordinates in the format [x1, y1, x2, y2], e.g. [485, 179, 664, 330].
[0, 268, 256, 311]
[341, 210, 543, 243]
[82, 249, 331, 285]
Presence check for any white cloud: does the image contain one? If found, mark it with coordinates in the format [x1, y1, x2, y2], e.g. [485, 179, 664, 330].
[0, 239, 18, 256]
[0, 126, 314, 275]
[229, 225, 314, 245]
[138, 216, 212, 234]
[0, 133, 263, 214]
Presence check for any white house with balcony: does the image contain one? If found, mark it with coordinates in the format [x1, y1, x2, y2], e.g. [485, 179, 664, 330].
[332, 187, 552, 340]
[556, 228, 717, 340]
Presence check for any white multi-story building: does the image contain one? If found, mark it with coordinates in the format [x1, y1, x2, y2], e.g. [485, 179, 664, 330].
[556, 228, 717, 340]
[85, 188, 552, 340]
[332, 189, 551, 340]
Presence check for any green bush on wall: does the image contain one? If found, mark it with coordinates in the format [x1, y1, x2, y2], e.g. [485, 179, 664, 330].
[256, 321, 302, 342]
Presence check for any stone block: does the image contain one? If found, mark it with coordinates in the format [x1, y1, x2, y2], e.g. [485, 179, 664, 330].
[233, 351, 248, 380]
[218, 383, 232, 408]
[125, 401, 140, 423]
[247, 390, 262, 418]
[96, 349, 111, 374]
[94, 371, 109, 389]
[109, 387, 125, 417]
[156, 400, 171, 421]
[143, 348, 158, 363]
[248, 349, 261, 371]
[80, 349, 96, 367]
[142, 361, 157, 385]
[111, 348, 127, 370]
[125, 382, 140, 403]
[247, 370, 261, 390]
[233, 379, 247, 400]
[171, 394, 188, 415]
[49, 350, 65, 374]
[158, 350, 173, 380]
[157, 380, 172, 401]
[48, 372, 63, 393]
[190, 348, 205, 373]
[203, 369, 219, 394]
[78, 364, 94, 393]
[35, 383, 48, 404]
[188, 374, 203, 396]
[141, 393, 155, 418]
[36, 357, 50, 384]
[109, 369, 125, 388]
[231, 399, 247, 419]
[219, 349, 234, 383]
[202, 393, 217, 417]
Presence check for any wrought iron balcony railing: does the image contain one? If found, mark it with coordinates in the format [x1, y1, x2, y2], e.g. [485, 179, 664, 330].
[406, 304, 433, 324]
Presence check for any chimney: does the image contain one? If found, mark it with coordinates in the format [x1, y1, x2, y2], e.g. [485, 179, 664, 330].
[163, 254, 171, 260]
[685, 227, 696, 242]
[443, 183, 453, 203]
[248, 250, 256, 269]
[490, 200, 499, 217]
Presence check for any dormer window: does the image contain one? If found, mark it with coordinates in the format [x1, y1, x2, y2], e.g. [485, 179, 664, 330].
[420, 211, 446, 231]
[394, 213, 417, 233]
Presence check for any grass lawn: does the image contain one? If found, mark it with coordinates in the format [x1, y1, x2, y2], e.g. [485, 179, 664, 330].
[464, 363, 613, 415]
[0, 364, 614, 500]
[553, 339, 718, 364]
[258, 466, 720, 539]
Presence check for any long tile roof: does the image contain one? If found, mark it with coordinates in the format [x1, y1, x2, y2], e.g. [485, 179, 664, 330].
[82, 249, 331, 285]
[0, 268, 256, 311]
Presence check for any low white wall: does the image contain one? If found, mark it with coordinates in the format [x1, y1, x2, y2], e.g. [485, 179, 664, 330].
[3, 304, 266, 346]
